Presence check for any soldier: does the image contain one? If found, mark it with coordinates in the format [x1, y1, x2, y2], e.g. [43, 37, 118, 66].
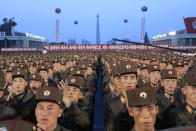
[168, 72, 196, 127]
[35, 86, 70, 131]
[29, 73, 42, 94]
[0, 70, 35, 121]
[126, 87, 158, 131]
[38, 65, 57, 87]
[156, 69, 180, 129]
[28, 62, 38, 75]
[138, 64, 150, 87]
[58, 75, 92, 131]
[104, 62, 137, 131]
[149, 64, 161, 88]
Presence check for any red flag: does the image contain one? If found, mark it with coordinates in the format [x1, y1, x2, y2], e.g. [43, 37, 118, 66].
[184, 17, 196, 34]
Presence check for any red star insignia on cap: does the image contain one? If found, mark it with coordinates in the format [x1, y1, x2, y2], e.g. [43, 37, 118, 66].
[140, 92, 147, 99]
[71, 78, 76, 83]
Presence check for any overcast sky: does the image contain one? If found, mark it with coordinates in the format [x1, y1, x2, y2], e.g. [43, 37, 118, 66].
[0, 0, 195, 43]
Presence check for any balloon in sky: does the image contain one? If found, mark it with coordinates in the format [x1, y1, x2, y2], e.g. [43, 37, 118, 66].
[74, 21, 78, 24]
[141, 6, 148, 12]
[55, 8, 61, 13]
[124, 19, 128, 23]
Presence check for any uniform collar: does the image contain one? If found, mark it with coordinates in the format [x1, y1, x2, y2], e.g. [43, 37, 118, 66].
[186, 103, 196, 114]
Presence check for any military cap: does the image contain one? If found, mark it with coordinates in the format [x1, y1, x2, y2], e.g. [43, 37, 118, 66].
[66, 67, 76, 74]
[29, 73, 41, 82]
[29, 62, 37, 67]
[18, 63, 27, 70]
[66, 76, 85, 89]
[35, 86, 63, 106]
[38, 65, 48, 72]
[174, 61, 184, 67]
[140, 64, 149, 70]
[6, 67, 14, 72]
[0, 63, 6, 70]
[159, 58, 167, 63]
[78, 62, 88, 70]
[71, 69, 85, 78]
[161, 69, 177, 79]
[182, 72, 196, 87]
[12, 70, 27, 80]
[0, 119, 37, 131]
[126, 87, 157, 107]
[150, 64, 160, 72]
[118, 62, 137, 76]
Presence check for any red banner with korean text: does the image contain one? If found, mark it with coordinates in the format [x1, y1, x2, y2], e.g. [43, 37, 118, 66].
[42, 44, 169, 51]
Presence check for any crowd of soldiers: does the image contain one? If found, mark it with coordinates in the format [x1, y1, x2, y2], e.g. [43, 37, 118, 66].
[0, 50, 195, 131]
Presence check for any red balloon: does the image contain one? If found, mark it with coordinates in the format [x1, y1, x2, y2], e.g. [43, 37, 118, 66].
[124, 19, 128, 23]
[55, 8, 61, 13]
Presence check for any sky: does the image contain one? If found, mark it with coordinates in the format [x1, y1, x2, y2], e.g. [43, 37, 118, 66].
[0, 0, 195, 44]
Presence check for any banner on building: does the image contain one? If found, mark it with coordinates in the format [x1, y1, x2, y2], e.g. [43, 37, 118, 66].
[42, 44, 170, 51]
[184, 17, 196, 34]
[1, 48, 37, 52]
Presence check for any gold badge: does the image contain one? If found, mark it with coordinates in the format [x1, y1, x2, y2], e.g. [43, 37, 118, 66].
[33, 75, 36, 78]
[32, 126, 37, 131]
[44, 90, 50, 96]
[71, 78, 76, 83]
[140, 92, 147, 99]
[126, 65, 131, 69]
[168, 71, 173, 74]
[82, 65, 85, 68]
[42, 66, 44, 69]
[77, 71, 80, 74]
[154, 66, 157, 69]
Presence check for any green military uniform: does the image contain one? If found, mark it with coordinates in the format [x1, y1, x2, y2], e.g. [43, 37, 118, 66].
[58, 75, 92, 131]
[104, 62, 137, 131]
[0, 70, 35, 121]
[138, 64, 150, 87]
[168, 72, 196, 127]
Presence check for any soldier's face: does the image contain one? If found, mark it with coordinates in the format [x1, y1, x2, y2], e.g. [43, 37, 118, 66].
[149, 71, 160, 84]
[12, 78, 27, 94]
[0, 90, 4, 98]
[165, 64, 173, 70]
[29, 66, 37, 74]
[183, 86, 196, 105]
[183, 65, 188, 75]
[175, 67, 184, 79]
[128, 104, 158, 131]
[39, 70, 48, 79]
[140, 69, 149, 79]
[35, 102, 62, 127]
[68, 86, 83, 103]
[119, 73, 137, 91]
[161, 79, 178, 95]
[160, 63, 166, 70]
[30, 80, 41, 90]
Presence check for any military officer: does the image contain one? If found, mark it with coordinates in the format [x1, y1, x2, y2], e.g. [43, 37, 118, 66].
[168, 72, 196, 127]
[126, 87, 158, 131]
[35, 86, 70, 131]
